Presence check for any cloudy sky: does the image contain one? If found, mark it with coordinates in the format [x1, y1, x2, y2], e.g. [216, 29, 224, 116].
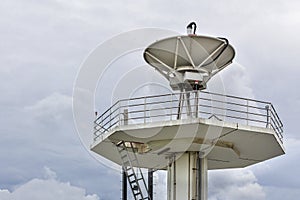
[1, 0, 300, 199]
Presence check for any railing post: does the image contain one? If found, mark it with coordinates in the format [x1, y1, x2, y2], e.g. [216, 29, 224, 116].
[99, 116, 104, 140]
[171, 93, 173, 121]
[93, 121, 97, 142]
[186, 91, 191, 118]
[246, 99, 249, 125]
[144, 97, 147, 124]
[108, 106, 111, 130]
[124, 109, 128, 125]
[195, 90, 199, 118]
[265, 105, 270, 128]
[177, 91, 183, 120]
[100, 115, 103, 141]
[118, 101, 121, 126]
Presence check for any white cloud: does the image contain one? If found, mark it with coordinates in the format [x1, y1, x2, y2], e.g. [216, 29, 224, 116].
[153, 169, 266, 200]
[0, 189, 11, 200]
[44, 166, 58, 180]
[209, 169, 266, 200]
[0, 167, 99, 200]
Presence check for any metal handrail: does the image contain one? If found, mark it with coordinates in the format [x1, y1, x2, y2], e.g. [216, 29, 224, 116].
[199, 97, 268, 111]
[94, 91, 283, 143]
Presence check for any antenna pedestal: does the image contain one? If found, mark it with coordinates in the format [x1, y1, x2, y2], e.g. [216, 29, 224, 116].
[167, 152, 208, 200]
[170, 70, 205, 91]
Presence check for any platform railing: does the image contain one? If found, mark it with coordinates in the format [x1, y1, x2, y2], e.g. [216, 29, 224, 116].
[94, 91, 283, 143]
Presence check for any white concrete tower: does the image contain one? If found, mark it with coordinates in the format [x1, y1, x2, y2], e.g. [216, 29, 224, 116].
[91, 23, 285, 200]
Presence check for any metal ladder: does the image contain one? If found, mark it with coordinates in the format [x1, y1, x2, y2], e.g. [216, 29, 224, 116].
[117, 141, 151, 200]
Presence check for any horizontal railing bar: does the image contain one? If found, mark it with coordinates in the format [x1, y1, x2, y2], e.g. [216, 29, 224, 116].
[200, 90, 271, 104]
[95, 107, 120, 124]
[101, 90, 271, 112]
[270, 123, 283, 140]
[205, 113, 268, 124]
[95, 100, 120, 122]
[270, 104, 283, 125]
[99, 113, 120, 129]
[124, 110, 268, 125]
[117, 90, 272, 105]
[97, 112, 274, 131]
[94, 124, 109, 133]
[123, 104, 267, 120]
[93, 91, 283, 143]
[104, 120, 119, 132]
[97, 108, 269, 127]
[270, 118, 283, 135]
[119, 100, 176, 109]
[199, 97, 268, 111]
[198, 104, 267, 118]
[118, 92, 176, 102]
[122, 96, 268, 112]
[270, 108, 283, 128]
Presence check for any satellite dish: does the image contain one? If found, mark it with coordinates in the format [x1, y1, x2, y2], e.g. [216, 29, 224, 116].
[144, 34, 235, 90]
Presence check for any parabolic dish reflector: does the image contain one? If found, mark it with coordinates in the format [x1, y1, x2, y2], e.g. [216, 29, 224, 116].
[144, 35, 235, 76]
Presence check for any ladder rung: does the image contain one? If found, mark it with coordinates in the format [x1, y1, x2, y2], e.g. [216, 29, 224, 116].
[119, 153, 127, 158]
[128, 173, 135, 177]
[129, 180, 137, 184]
[130, 177, 142, 183]
[128, 177, 135, 182]
[126, 166, 133, 170]
[116, 142, 125, 147]
[116, 142, 149, 200]
[133, 189, 140, 194]
[127, 173, 134, 178]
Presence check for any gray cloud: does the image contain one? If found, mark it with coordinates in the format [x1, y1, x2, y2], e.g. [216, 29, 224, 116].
[250, 138, 300, 188]
[265, 185, 300, 200]
[25, 93, 72, 127]
[0, 0, 299, 199]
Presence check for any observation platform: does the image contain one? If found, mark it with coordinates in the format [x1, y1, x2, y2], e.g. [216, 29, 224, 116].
[91, 91, 284, 170]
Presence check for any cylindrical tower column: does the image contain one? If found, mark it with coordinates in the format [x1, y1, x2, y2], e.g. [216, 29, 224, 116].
[167, 152, 207, 200]
[198, 155, 208, 200]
